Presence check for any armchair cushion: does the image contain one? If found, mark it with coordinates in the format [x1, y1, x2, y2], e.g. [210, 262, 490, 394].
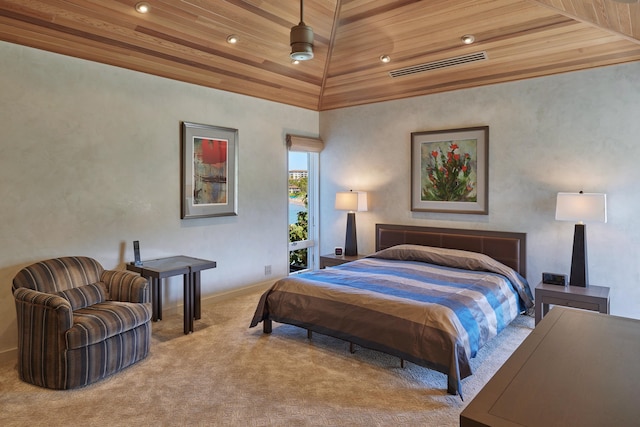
[66, 301, 151, 349]
[55, 283, 107, 310]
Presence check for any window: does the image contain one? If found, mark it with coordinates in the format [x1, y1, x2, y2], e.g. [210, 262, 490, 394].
[287, 135, 321, 273]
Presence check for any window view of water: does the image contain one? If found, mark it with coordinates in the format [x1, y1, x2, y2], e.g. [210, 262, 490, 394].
[289, 201, 306, 225]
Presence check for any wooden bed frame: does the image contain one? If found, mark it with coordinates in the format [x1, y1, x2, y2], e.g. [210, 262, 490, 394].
[375, 224, 527, 277]
[258, 224, 528, 396]
[263, 224, 527, 337]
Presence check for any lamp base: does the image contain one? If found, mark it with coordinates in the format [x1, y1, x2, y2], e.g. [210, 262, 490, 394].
[344, 212, 357, 256]
[569, 223, 588, 287]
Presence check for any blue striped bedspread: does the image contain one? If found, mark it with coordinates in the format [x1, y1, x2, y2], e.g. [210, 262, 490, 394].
[250, 245, 533, 397]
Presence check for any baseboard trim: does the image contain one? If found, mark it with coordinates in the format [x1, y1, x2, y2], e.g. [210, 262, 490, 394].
[0, 347, 17, 366]
[159, 280, 274, 316]
[201, 280, 273, 307]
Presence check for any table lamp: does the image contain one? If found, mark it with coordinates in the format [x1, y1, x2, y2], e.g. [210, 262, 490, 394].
[335, 190, 368, 256]
[555, 191, 607, 287]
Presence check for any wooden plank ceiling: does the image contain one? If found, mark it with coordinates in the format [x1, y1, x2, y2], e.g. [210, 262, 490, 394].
[1, 0, 639, 111]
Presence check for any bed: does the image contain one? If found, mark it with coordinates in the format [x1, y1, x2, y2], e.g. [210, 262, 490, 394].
[250, 224, 534, 398]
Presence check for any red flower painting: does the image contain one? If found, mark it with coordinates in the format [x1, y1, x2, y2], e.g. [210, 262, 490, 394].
[423, 142, 476, 202]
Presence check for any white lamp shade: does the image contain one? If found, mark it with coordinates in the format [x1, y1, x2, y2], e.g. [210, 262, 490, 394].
[335, 191, 368, 212]
[555, 192, 607, 223]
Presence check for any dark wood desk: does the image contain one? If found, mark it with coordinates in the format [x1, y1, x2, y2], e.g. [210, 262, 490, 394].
[460, 307, 640, 426]
[126, 256, 216, 334]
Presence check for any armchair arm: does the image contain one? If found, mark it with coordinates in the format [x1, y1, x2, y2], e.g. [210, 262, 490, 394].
[101, 270, 150, 303]
[13, 288, 73, 389]
[13, 287, 73, 334]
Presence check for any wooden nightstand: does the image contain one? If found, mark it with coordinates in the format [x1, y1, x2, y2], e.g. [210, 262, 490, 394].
[319, 253, 366, 269]
[535, 282, 610, 325]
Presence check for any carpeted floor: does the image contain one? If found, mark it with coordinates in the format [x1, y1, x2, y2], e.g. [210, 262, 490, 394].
[0, 286, 534, 426]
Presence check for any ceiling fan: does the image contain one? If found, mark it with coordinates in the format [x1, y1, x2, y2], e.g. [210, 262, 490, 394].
[290, 0, 314, 61]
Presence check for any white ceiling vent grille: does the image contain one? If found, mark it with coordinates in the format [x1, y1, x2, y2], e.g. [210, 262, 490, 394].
[389, 51, 488, 78]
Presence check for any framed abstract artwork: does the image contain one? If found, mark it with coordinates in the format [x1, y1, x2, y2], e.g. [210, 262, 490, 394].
[181, 121, 238, 219]
[411, 126, 489, 214]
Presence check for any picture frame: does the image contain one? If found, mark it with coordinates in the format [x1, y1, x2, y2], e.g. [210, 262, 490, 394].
[411, 126, 488, 214]
[181, 121, 238, 219]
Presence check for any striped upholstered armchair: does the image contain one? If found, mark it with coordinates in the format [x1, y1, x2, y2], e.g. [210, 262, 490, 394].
[12, 256, 152, 389]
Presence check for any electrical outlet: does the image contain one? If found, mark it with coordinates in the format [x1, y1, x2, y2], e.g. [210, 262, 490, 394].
[264, 265, 272, 276]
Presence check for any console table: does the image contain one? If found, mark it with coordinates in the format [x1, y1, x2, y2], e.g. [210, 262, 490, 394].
[126, 255, 216, 334]
[319, 253, 366, 268]
[460, 307, 640, 426]
[534, 282, 610, 325]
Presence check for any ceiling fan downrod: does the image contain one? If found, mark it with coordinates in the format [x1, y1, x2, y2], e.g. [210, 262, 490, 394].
[290, 0, 314, 61]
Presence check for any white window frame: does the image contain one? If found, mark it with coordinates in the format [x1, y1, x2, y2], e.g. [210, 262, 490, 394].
[288, 151, 319, 273]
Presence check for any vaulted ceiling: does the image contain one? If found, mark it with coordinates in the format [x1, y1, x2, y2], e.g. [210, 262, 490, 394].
[1, 1, 639, 111]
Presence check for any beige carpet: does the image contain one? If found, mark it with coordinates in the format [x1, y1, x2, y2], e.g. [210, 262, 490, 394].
[0, 287, 534, 426]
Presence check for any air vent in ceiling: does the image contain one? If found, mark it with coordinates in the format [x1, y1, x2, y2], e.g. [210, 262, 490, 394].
[388, 51, 488, 78]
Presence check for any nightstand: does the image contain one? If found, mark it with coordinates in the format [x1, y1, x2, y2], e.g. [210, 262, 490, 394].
[535, 282, 610, 325]
[319, 253, 366, 269]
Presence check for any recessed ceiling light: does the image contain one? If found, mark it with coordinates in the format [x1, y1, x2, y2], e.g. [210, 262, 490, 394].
[379, 55, 391, 63]
[461, 34, 475, 45]
[135, 2, 150, 13]
[226, 35, 238, 44]
[291, 59, 300, 65]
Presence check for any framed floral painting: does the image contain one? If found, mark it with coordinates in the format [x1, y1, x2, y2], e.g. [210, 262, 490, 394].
[181, 121, 238, 219]
[411, 126, 488, 214]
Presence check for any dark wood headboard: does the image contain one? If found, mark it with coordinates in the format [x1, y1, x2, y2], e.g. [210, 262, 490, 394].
[375, 224, 527, 277]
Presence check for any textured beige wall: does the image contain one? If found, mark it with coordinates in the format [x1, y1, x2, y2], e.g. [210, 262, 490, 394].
[2, 39, 639, 363]
[320, 62, 640, 319]
[0, 41, 318, 357]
